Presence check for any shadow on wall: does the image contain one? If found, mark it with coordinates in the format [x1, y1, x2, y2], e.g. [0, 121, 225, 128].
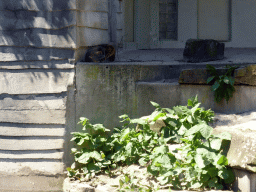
[0, 0, 76, 80]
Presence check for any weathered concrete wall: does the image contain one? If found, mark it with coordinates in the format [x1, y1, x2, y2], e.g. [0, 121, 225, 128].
[76, 62, 180, 130]
[76, 63, 256, 131]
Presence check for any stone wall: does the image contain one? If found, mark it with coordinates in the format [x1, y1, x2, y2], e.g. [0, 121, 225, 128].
[0, 1, 77, 191]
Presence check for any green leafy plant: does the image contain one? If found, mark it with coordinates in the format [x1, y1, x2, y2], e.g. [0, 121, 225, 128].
[67, 96, 235, 191]
[206, 64, 238, 103]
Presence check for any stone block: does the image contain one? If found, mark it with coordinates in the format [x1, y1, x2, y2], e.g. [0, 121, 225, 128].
[0, 70, 74, 94]
[183, 39, 225, 63]
[0, 46, 75, 61]
[0, 110, 66, 124]
[212, 126, 256, 173]
[0, 10, 77, 30]
[0, 137, 64, 150]
[0, 150, 64, 159]
[0, 27, 77, 48]
[0, 123, 65, 136]
[0, 0, 76, 11]
[235, 64, 256, 85]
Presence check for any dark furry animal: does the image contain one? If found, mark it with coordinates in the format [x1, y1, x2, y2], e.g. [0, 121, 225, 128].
[84, 44, 115, 63]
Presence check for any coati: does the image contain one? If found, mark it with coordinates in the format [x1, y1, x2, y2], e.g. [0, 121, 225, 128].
[84, 44, 115, 63]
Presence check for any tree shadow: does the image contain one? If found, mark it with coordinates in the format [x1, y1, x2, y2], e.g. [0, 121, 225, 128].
[0, 0, 76, 82]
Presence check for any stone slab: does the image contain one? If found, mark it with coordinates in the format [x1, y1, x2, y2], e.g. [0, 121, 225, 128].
[0, 150, 64, 159]
[0, 175, 65, 192]
[0, 110, 66, 124]
[0, 137, 64, 150]
[0, 27, 76, 48]
[212, 122, 256, 172]
[0, 60, 74, 69]
[0, 46, 75, 61]
[0, 10, 76, 30]
[0, 70, 74, 94]
[77, 12, 108, 29]
[0, 0, 76, 11]
[0, 125, 65, 136]
[0, 96, 65, 110]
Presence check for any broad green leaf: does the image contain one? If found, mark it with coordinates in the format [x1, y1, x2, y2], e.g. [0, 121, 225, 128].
[215, 183, 224, 190]
[217, 155, 228, 166]
[207, 167, 218, 177]
[212, 81, 220, 91]
[201, 174, 210, 183]
[163, 108, 175, 114]
[173, 106, 184, 117]
[184, 124, 202, 136]
[210, 138, 222, 150]
[77, 153, 90, 164]
[153, 113, 166, 121]
[195, 154, 206, 168]
[139, 157, 148, 166]
[154, 145, 169, 155]
[224, 168, 235, 184]
[218, 168, 229, 179]
[87, 162, 101, 173]
[215, 132, 232, 140]
[207, 76, 215, 84]
[77, 138, 85, 145]
[130, 118, 147, 125]
[150, 101, 160, 108]
[199, 124, 213, 139]
[223, 76, 230, 84]
[191, 182, 202, 189]
[208, 177, 218, 188]
[125, 175, 130, 183]
[191, 103, 201, 114]
[120, 128, 130, 142]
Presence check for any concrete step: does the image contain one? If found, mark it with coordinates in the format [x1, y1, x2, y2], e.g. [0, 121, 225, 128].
[0, 175, 65, 192]
[136, 80, 256, 117]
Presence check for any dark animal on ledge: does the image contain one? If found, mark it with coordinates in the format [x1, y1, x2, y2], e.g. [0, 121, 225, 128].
[84, 44, 115, 63]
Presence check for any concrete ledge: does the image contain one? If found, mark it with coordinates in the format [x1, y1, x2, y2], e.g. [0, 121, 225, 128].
[179, 64, 256, 86]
